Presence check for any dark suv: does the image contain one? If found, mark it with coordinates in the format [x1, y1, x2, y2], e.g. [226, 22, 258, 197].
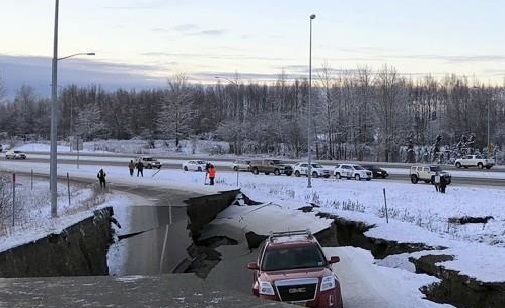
[247, 230, 343, 308]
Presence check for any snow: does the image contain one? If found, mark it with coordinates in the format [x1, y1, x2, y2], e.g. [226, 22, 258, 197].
[3, 142, 505, 306]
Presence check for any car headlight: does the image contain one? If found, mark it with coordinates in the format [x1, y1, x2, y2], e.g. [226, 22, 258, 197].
[259, 280, 275, 295]
[320, 275, 335, 291]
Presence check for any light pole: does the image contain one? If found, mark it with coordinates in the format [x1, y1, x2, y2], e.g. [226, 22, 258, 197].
[307, 14, 316, 189]
[50, 0, 60, 218]
[487, 99, 490, 154]
[215, 76, 240, 186]
[51, 0, 94, 217]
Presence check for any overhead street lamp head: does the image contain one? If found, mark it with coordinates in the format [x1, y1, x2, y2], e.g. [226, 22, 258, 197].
[310, 14, 316, 19]
[58, 52, 96, 61]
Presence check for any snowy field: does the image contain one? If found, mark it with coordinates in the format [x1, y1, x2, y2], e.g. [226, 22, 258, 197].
[1, 142, 505, 307]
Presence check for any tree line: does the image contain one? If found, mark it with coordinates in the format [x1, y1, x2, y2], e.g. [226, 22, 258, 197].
[0, 67, 504, 162]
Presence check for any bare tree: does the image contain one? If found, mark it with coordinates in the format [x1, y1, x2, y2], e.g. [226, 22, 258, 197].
[317, 61, 338, 159]
[157, 74, 195, 147]
[0, 73, 6, 103]
[75, 104, 104, 140]
[374, 65, 399, 162]
[355, 65, 374, 159]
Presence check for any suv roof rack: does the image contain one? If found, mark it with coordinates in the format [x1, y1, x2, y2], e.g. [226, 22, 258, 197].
[268, 229, 313, 242]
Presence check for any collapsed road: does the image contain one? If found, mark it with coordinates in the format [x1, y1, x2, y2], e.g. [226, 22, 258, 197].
[0, 182, 290, 307]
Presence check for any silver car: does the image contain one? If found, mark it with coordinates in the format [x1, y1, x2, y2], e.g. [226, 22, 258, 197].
[5, 150, 27, 159]
[232, 159, 251, 171]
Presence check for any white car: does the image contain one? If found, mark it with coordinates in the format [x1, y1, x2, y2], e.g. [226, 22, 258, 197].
[334, 163, 372, 180]
[5, 150, 27, 159]
[293, 162, 332, 178]
[182, 160, 209, 172]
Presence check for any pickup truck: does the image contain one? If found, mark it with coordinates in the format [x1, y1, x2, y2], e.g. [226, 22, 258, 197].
[454, 155, 495, 169]
[249, 159, 293, 176]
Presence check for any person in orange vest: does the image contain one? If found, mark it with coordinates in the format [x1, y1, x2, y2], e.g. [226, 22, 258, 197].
[208, 164, 216, 185]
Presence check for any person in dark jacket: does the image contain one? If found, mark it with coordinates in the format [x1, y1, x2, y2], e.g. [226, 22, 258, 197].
[136, 160, 144, 177]
[97, 168, 106, 190]
[440, 176, 447, 193]
[128, 160, 135, 176]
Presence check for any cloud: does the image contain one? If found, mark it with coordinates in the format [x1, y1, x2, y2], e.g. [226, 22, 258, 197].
[139, 51, 288, 62]
[0, 55, 166, 99]
[169, 23, 227, 37]
[102, 1, 167, 10]
[172, 24, 199, 33]
[335, 50, 505, 64]
[191, 29, 227, 36]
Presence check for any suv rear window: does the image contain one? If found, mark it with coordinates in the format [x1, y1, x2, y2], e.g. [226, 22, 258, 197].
[262, 244, 327, 271]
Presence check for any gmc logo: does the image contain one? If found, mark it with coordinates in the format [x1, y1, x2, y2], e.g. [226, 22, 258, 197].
[288, 287, 306, 294]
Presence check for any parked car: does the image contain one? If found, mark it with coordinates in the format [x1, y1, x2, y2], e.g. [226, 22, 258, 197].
[5, 150, 26, 159]
[247, 229, 343, 308]
[249, 159, 293, 176]
[409, 165, 451, 184]
[182, 160, 208, 172]
[334, 163, 372, 180]
[232, 159, 251, 172]
[293, 162, 332, 178]
[362, 165, 389, 179]
[134, 156, 162, 169]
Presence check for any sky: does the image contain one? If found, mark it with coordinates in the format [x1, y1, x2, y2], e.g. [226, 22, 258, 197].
[3, 142, 505, 306]
[2, 0, 505, 99]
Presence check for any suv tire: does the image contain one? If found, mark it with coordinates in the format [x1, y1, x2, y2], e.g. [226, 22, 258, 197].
[295, 171, 301, 177]
[355, 174, 361, 180]
[411, 174, 419, 184]
[184, 166, 188, 171]
[312, 171, 318, 178]
[335, 173, 341, 179]
[253, 168, 259, 175]
[274, 169, 281, 176]
[478, 162, 484, 169]
[233, 166, 238, 171]
[455, 162, 462, 168]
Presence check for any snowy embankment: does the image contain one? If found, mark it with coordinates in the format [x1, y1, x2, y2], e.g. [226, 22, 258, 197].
[2, 142, 505, 307]
[3, 155, 505, 285]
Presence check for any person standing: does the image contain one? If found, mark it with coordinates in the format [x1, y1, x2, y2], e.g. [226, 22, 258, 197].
[97, 168, 106, 190]
[136, 160, 144, 177]
[440, 176, 447, 193]
[434, 172, 441, 192]
[208, 164, 216, 185]
[128, 160, 135, 176]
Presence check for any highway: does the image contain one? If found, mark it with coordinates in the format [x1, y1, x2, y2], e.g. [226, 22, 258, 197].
[3, 152, 505, 187]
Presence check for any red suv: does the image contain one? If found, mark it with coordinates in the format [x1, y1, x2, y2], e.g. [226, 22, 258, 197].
[247, 230, 343, 308]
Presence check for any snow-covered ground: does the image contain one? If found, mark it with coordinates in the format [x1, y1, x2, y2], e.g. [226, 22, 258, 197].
[2, 142, 505, 307]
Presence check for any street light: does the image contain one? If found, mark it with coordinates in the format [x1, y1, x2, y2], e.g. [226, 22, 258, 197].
[51, 0, 94, 217]
[307, 14, 316, 189]
[214, 76, 240, 187]
[58, 52, 95, 61]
